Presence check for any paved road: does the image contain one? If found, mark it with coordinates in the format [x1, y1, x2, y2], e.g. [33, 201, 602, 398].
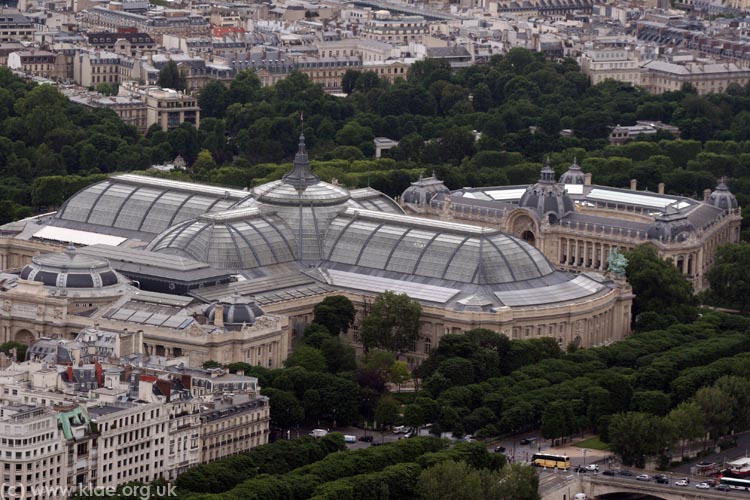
[672, 431, 750, 474]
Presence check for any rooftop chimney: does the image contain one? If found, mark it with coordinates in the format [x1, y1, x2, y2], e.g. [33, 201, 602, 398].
[584, 172, 592, 186]
[658, 182, 665, 195]
[630, 179, 637, 191]
[704, 188, 712, 202]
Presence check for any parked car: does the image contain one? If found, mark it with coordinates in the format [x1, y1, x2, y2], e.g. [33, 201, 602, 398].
[695, 482, 710, 489]
[309, 429, 328, 438]
[675, 479, 689, 487]
[344, 435, 356, 443]
[619, 470, 634, 477]
[494, 446, 506, 453]
[358, 435, 374, 442]
[393, 426, 406, 434]
[636, 474, 650, 481]
[716, 484, 731, 491]
[520, 438, 537, 445]
[654, 474, 668, 484]
[602, 470, 616, 476]
[574, 466, 588, 473]
[585, 464, 599, 471]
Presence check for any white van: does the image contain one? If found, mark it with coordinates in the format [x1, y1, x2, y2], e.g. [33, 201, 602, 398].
[309, 429, 328, 437]
[344, 435, 356, 443]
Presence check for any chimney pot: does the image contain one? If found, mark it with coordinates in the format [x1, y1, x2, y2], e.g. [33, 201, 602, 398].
[630, 179, 637, 191]
[658, 182, 665, 194]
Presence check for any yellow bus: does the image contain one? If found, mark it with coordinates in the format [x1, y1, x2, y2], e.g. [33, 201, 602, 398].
[532, 453, 571, 469]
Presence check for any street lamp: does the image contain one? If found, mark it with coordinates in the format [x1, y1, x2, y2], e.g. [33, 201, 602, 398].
[583, 448, 588, 468]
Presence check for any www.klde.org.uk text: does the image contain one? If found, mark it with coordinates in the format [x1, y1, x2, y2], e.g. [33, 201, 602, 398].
[2, 482, 178, 500]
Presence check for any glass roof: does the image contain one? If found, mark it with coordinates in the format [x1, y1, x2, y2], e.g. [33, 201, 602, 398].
[325, 269, 461, 303]
[323, 209, 555, 284]
[251, 180, 350, 206]
[55, 175, 244, 236]
[147, 211, 297, 270]
[586, 188, 688, 209]
[494, 275, 605, 306]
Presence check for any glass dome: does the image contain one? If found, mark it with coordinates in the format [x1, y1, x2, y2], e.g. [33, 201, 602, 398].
[323, 209, 555, 284]
[146, 207, 297, 270]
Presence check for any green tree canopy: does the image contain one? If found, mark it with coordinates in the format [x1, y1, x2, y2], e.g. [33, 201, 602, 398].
[625, 245, 698, 325]
[706, 242, 750, 313]
[360, 291, 422, 354]
[156, 60, 186, 91]
[313, 295, 356, 335]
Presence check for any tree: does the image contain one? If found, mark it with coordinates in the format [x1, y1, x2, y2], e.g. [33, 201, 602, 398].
[388, 361, 411, 391]
[198, 80, 228, 119]
[667, 401, 705, 457]
[313, 295, 356, 335]
[608, 412, 673, 467]
[192, 149, 217, 174]
[263, 388, 304, 430]
[625, 245, 698, 324]
[374, 395, 400, 430]
[417, 460, 539, 500]
[342, 70, 360, 94]
[320, 336, 356, 373]
[693, 386, 733, 445]
[95, 83, 117, 96]
[707, 243, 750, 313]
[541, 400, 575, 441]
[157, 61, 186, 91]
[283, 345, 327, 372]
[0, 341, 27, 361]
[417, 460, 483, 500]
[202, 360, 221, 369]
[359, 291, 422, 354]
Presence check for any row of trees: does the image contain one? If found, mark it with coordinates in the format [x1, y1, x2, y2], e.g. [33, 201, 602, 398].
[175, 433, 539, 500]
[609, 373, 750, 467]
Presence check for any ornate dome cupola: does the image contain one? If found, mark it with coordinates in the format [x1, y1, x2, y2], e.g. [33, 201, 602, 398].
[20, 246, 120, 289]
[401, 171, 450, 206]
[518, 158, 574, 224]
[707, 178, 738, 212]
[282, 128, 320, 191]
[205, 292, 264, 330]
[559, 157, 586, 185]
[647, 204, 695, 242]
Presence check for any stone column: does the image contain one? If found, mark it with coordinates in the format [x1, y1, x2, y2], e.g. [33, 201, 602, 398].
[574, 240, 580, 268]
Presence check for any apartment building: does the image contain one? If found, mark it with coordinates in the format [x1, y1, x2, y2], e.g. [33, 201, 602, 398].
[295, 55, 362, 91]
[360, 14, 428, 45]
[640, 59, 750, 94]
[73, 51, 121, 87]
[0, 13, 34, 42]
[142, 86, 200, 130]
[579, 47, 641, 86]
[0, 350, 269, 494]
[67, 91, 148, 132]
[0, 404, 67, 500]
[87, 30, 156, 57]
[7, 50, 67, 80]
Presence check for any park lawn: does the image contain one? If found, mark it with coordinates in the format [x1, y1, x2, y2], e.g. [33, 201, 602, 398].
[572, 436, 610, 450]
